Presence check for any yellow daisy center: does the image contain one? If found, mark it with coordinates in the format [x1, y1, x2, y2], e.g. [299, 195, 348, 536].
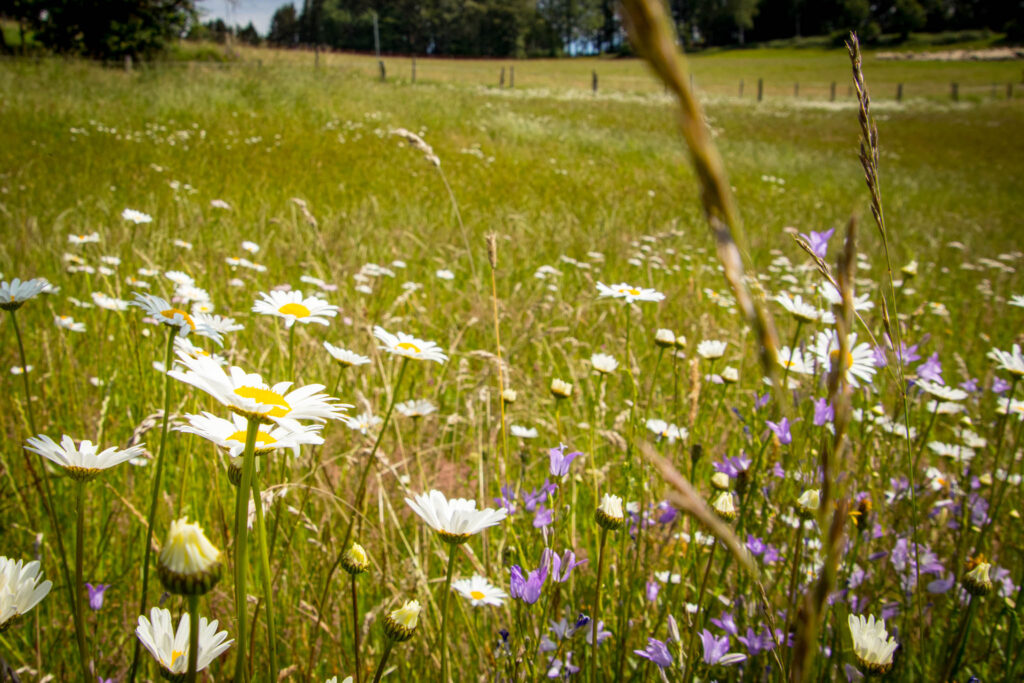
[828, 349, 855, 370]
[278, 302, 311, 318]
[226, 429, 277, 446]
[470, 590, 486, 600]
[397, 341, 421, 353]
[161, 308, 196, 330]
[170, 650, 185, 666]
[234, 386, 291, 418]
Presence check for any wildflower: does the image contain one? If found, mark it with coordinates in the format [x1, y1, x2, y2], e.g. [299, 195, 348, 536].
[699, 630, 746, 665]
[712, 492, 737, 521]
[54, 315, 86, 332]
[813, 398, 834, 426]
[0, 557, 52, 631]
[847, 614, 897, 675]
[549, 444, 583, 477]
[436, 269, 455, 280]
[989, 344, 1024, 378]
[963, 556, 993, 596]
[131, 293, 223, 344]
[157, 518, 222, 596]
[323, 342, 371, 367]
[177, 412, 323, 457]
[796, 489, 820, 517]
[634, 637, 672, 668]
[817, 282, 874, 311]
[68, 232, 101, 244]
[549, 548, 587, 582]
[596, 282, 665, 304]
[812, 331, 876, 387]
[340, 543, 370, 575]
[501, 388, 517, 404]
[646, 419, 685, 444]
[374, 326, 448, 363]
[121, 208, 153, 224]
[392, 127, 440, 167]
[241, 240, 258, 253]
[345, 412, 383, 435]
[766, 417, 796, 445]
[210, 199, 232, 210]
[775, 292, 823, 323]
[800, 227, 835, 259]
[711, 472, 731, 490]
[405, 490, 507, 544]
[92, 292, 132, 311]
[596, 493, 624, 530]
[25, 434, 146, 482]
[777, 347, 812, 375]
[395, 399, 437, 419]
[550, 378, 573, 399]
[85, 583, 109, 610]
[721, 366, 739, 383]
[452, 575, 508, 606]
[136, 607, 233, 676]
[590, 353, 618, 374]
[510, 424, 537, 439]
[253, 290, 338, 328]
[509, 561, 548, 604]
[654, 328, 676, 347]
[1, 277, 54, 311]
[168, 351, 349, 428]
[697, 340, 727, 360]
[383, 600, 421, 642]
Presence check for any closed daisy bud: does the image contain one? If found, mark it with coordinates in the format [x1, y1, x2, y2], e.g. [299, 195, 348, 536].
[157, 518, 222, 596]
[595, 493, 624, 531]
[550, 378, 573, 399]
[721, 366, 739, 384]
[848, 614, 897, 675]
[963, 556, 992, 596]
[796, 489, 820, 518]
[383, 600, 421, 642]
[341, 543, 370, 575]
[654, 329, 676, 348]
[226, 457, 261, 488]
[501, 388, 517, 404]
[710, 472, 731, 491]
[712, 492, 736, 521]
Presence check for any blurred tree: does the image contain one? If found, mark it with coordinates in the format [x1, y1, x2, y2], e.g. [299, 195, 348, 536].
[267, 2, 300, 45]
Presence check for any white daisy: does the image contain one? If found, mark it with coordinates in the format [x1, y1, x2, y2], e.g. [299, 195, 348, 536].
[696, 340, 727, 360]
[177, 412, 323, 456]
[121, 208, 153, 224]
[167, 350, 350, 428]
[590, 353, 618, 374]
[436, 269, 455, 280]
[646, 419, 685, 443]
[210, 199, 232, 210]
[25, 434, 146, 481]
[396, 399, 437, 418]
[596, 281, 665, 304]
[164, 270, 195, 287]
[345, 412, 383, 435]
[1, 278, 55, 311]
[988, 344, 1024, 378]
[847, 614, 897, 674]
[817, 282, 875, 312]
[452, 575, 508, 607]
[405, 490, 507, 543]
[1009, 294, 1024, 308]
[91, 292, 131, 311]
[928, 441, 975, 462]
[131, 293, 223, 344]
[172, 239, 193, 251]
[68, 232, 101, 245]
[916, 379, 967, 402]
[241, 240, 259, 253]
[0, 557, 52, 630]
[54, 315, 86, 333]
[777, 347, 812, 375]
[775, 292, 821, 323]
[995, 398, 1024, 421]
[510, 425, 538, 439]
[374, 326, 448, 364]
[323, 342, 371, 367]
[253, 290, 338, 328]
[195, 313, 244, 336]
[136, 607, 233, 675]
[811, 330, 876, 387]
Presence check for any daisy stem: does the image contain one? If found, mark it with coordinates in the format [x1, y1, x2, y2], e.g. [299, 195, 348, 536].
[684, 542, 717, 679]
[781, 321, 803, 393]
[351, 573, 361, 683]
[233, 417, 261, 683]
[287, 324, 296, 380]
[590, 527, 609, 683]
[975, 377, 1019, 554]
[186, 594, 200, 683]
[250, 473, 279, 681]
[74, 479, 89, 683]
[439, 543, 457, 683]
[371, 640, 394, 683]
[487, 249, 509, 485]
[128, 326, 177, 683]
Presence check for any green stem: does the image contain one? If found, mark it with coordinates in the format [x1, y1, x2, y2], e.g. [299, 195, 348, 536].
[439, 543, 458, 683]
[371, 640, 395, 683]
[186, 594, 200, 683]
[233, 417, 261, 683]
[251, 472, 280, 681]
[287, 324, 296, 380]
[685, 542, 717, 678]
[128, 327, 177, 683]
[591, 527, 609, 683]
[352, 573, 362, 683]
[74, 480, 89, 683]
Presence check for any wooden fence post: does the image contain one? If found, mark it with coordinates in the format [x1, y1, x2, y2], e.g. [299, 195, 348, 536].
[124, 54, 132, 72]
[592, 70, 598, 93]
[412, 57, 416, 83]
[499, 66, 505, 87]
[510, 65, 514, 88]
[378, 60, 386, 82]
[757, 77, 763, 102]
[951, 82, 958, 101]
[830, 81, 836, 101]
[896, 83, 903, 102]
[1008, 83, 1014, 100]
[793, 82, 799, 97]
[739, 79, 744, 97]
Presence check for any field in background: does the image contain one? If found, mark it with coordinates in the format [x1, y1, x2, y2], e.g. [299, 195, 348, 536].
[1, 43, 1023, 681]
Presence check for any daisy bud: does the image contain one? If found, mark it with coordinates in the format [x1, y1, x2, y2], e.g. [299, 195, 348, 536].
[796, 489, 820, 518]
[674, 335, 687, 349]
[157, 518, 222, 596]
[963, 556, 993, 596]
[341, 543, 370, 576]
[721, 366, 739, 384]
[712, 492, 737, 522]
[654, 329, 676, 348]
[383, 600, 421, 642]
[848, 614, 897, 675]
[226, 457, 261, 488]
[595, 493, 624, 531]
[550, 378, 573, 400]
[710, 472, 731, 491]
[501, 388, 517, 404]
[901, 260, 917, 279]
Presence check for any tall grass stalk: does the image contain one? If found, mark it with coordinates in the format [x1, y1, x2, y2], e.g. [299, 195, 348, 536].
[232, 417, 262, 683]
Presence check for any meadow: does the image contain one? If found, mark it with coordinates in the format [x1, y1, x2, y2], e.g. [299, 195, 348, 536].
[0, 26, 1023, 683]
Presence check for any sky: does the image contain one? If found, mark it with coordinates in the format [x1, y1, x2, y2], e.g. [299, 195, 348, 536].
[198, 0, 284, 35]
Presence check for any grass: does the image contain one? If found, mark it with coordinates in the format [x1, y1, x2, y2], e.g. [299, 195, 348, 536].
[0, 43, 1023, 682]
